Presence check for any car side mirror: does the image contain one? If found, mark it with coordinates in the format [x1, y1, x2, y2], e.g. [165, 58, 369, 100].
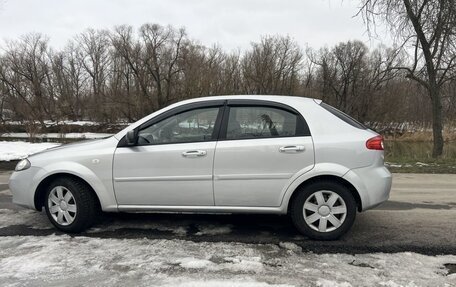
[125, 129, 138, 146]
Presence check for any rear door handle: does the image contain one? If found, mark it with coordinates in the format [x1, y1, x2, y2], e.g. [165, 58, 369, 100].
[279, 145, 305, 153]
[182, 150, 207, 157]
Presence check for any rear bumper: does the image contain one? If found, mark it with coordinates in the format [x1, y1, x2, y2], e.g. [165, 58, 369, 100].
[343, 165, 392, 211]
[9, 167, 43, 210]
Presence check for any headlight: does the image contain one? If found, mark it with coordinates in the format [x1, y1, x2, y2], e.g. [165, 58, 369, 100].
[15, 159, 31, 171]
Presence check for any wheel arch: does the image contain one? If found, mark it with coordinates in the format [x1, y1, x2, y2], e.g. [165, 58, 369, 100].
[34, 172, 101, 211]
[286, 175, 363, 213]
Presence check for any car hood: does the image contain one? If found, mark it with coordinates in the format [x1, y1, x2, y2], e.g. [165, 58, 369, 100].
[56, 138, 104, 150]
[28, 136, 118, 164]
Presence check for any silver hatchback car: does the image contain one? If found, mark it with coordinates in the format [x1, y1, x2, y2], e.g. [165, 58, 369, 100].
[9, 95, 392, 240]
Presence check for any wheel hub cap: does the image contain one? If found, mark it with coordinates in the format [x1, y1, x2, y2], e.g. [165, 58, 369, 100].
[318, 205, 331, 216]
[59, 201, 68, 211]
[303, 190, 347, 233]
[47, 186, 77, 226]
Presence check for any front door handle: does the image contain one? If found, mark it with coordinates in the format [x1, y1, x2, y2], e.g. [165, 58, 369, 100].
[279, 145, 305, 153]
[182, 150, 207, 157]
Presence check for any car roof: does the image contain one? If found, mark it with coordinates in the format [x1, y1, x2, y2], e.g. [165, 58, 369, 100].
[175, 95, 321, 106]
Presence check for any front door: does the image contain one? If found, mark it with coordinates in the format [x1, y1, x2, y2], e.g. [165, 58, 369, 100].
[113, 104, 223, 206]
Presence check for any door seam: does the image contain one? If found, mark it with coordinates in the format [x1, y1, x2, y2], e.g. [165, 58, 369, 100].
[211, 140, 218, 205]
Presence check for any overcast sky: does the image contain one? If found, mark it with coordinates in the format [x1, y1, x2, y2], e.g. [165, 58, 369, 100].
[0, 0, 391, 51]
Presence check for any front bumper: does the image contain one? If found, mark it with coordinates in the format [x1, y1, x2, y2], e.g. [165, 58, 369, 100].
[343, 165, 392, 211]
[8, 167, 43, 210]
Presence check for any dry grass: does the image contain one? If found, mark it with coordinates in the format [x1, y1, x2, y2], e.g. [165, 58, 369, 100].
[384, 130, 456, 142]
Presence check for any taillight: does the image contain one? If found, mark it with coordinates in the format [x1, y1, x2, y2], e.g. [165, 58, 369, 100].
[366, 135, 384, 150]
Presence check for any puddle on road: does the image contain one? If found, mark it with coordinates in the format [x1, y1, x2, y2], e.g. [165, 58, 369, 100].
[348, 260, 375, 269]
[377, 200, 455, 210]
[444, 263, 456, 275]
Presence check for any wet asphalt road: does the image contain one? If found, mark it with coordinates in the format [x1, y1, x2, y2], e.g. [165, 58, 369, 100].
[1, 172, 455, 255]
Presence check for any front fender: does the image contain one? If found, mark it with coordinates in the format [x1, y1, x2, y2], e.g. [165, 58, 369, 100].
[36, 161, 118, 211]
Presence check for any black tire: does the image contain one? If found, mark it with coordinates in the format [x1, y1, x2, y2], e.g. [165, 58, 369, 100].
[290, 181, 357, 240]
[44, 177, 99, 233]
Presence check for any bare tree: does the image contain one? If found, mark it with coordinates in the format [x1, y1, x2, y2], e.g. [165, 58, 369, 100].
[111, 25, 152, 118]
[0, 34, 55, 128]
[140, 24, 186, 109]
[76, 29, 112, 122]
[309, 41, 368, 113]
[242, 35, 303, 95]
[307, 41, 400, 122]
[50, 42, 88, 121]
[358, 0, 456, 157]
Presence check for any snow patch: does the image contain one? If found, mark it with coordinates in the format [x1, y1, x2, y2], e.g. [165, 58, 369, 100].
[416, 162, 430, 167]
[177, 257, 214, 269]
[195, 224, 233, 236]
[3, 132, 112, 140]
[50, 120, 98, 126]
[385, 162, 402, 168]
[161, 280, 294, 287]
[0, 141, 60, 161]
[279, 242, 302, 253]
[317, 279, 352, 287]
[220, 256, 264, 273]
[379, 281, 403, 287]
[0, 189, 10, 195]
[0, 236, 455, 286]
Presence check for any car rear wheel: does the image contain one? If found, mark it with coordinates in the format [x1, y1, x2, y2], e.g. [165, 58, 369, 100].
[290, 181, 356, 240]
[44, 177, 98, 233]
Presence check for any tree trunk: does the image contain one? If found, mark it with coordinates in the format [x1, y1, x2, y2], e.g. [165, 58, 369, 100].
[430, 87, 444, 157]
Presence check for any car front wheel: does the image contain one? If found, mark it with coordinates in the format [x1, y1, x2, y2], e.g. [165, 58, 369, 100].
[44, 177, 98, 233]
[290, 181, 357, 240]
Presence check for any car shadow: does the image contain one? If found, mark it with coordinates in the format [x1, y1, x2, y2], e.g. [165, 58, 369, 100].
[92, 212, 303, 242]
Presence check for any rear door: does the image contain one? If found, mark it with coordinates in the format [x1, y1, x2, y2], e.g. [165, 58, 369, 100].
[213, 100, 314, 207]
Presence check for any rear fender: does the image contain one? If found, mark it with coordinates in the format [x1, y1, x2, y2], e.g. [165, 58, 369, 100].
[279, 163, 354, 212]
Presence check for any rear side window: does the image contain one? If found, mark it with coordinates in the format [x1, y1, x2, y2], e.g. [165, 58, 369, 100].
[226, 106, 299, 140]
[320, 103, 366, 129]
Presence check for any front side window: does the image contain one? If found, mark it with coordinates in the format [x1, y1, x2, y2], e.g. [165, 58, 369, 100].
[226, 106, 298, 140]
[137, 107, 220, 145]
